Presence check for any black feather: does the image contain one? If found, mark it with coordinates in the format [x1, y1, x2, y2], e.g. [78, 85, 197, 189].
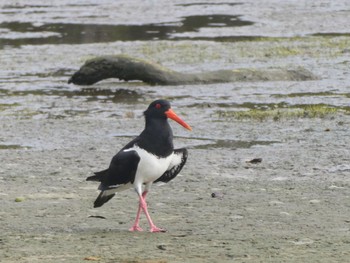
[86, 169, 108, 182]
[155, 148, 188, 183]
[93, 192, 116, 208]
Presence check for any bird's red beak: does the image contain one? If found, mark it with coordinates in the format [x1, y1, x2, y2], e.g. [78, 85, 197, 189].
[165, 109, 192, 131]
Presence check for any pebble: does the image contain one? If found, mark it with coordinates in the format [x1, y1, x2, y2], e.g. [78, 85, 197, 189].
[280, 212, 291, 216]
[211, 192, 224, 199]
[157, 244, 167, 250]
[269, 200, 284, 206]
[309, 199, 321, 204]
[15, 197, 25, 202]
[246, 158, 263, 164]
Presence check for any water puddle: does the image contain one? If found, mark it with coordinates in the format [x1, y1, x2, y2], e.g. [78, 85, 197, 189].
[188, 101, 291, 110]
[0, 88, 141, 103]
[0, 14, 255, 48]
[112, 133, 278, 150]
[190, 139, 279, 150]
[176, 2, 242, 7]
[271, 92, 350, 98]
[189, 100, 350, 112]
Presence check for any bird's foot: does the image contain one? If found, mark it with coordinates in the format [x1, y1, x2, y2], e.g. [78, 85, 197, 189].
[129, 225, 143, 232]
[149, 226, 166, 233]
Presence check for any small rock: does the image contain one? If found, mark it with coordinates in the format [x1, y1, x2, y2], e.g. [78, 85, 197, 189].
[328, 185, 344, 190]
[157, 244, 167, 250]
[211, 192, 224, 199]
[280, 212, 291, 216]
[124, 111, 135, 118]
[269, 200, 284, 206]
[309, 199, 321, 204]
[88, 215, 106, 219]
[15, 197, 25, 202]
[84, 256, 100, 261]
[290, 238, 314, 245]
[246, 158, 262, 164]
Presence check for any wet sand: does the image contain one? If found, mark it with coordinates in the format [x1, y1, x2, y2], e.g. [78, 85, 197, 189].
[1, 1, 350, 262]
[1, 115, 350, 262]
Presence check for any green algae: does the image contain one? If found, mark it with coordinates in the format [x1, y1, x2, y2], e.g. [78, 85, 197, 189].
[0, 103, 21, 111]
[272, 92, 350, 98]
[0, 144, 30, 150]
[216, 104, 348, 121]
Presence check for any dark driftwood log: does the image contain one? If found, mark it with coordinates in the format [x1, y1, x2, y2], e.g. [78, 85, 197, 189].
[68, 55, 317, 86]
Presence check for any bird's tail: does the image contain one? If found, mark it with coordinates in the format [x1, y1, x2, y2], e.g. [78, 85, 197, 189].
[86, 169, 108, 182]
[93, 191, 115, 208]
[87, 169, 131, 208]
[87, 169, 115, 207]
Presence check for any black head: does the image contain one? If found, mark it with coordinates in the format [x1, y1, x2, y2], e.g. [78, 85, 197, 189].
[144, 100, 192, 130]
[144, 100, 171, 119]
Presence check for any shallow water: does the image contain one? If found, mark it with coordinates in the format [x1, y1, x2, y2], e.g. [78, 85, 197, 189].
[2, 0, 349, 153]
[0, 14, 254, 47]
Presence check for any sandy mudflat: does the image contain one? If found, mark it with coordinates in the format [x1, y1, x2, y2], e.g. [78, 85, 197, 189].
[1, 115, 350, 263]
[1, 1, 350, 262]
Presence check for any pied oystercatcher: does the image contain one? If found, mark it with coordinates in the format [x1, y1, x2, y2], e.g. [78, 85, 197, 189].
[87, 99, 192, 232]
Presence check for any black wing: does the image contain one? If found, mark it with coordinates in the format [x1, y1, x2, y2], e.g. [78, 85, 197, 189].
[87, 149, 140, 189]
[155, 148, 188, 183]
[106, 150, 140, 186]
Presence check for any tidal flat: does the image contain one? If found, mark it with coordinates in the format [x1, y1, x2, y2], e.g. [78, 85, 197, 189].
[1, 1, 350, 262]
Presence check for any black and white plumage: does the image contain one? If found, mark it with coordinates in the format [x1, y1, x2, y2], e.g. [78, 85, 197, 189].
[86, 99, 191, 232]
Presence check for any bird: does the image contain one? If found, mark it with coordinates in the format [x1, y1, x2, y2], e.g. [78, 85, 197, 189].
[86, 99, 192, 232]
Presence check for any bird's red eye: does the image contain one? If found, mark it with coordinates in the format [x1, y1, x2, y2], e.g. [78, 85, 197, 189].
[155, 103, 161, 109]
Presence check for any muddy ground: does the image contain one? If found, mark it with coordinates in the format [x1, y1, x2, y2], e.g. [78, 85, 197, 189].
[1, 1, 350, 262]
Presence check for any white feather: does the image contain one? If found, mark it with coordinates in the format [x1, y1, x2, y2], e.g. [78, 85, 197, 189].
[167, 151, 183, 170]
[124, 145, 174, 186]
[101, 183, 133, 196]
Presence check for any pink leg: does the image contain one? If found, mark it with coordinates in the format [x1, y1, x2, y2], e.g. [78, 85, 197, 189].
[129, 191, 148, 232]
[129, 205, 143, 231]
[142, 191, 148, 199]
[138, 194, 166, 233]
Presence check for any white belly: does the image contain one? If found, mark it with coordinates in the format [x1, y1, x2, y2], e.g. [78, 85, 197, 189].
[124, 146, 173, 185]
